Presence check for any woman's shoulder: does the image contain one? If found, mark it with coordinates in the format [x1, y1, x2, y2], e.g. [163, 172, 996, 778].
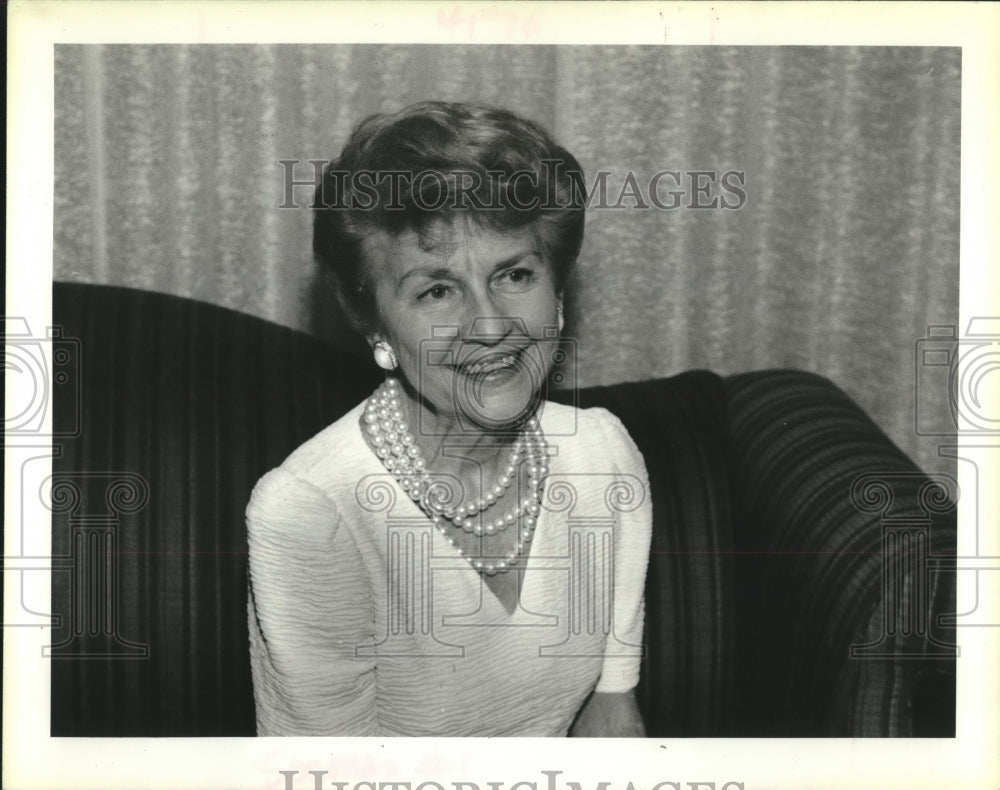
[282, 400, 368, 477]
[540, 400, 645, 471]
[247, 400, 368, 526]
[542, 401, 648, 480]
[541, 401, 651, 525]
[246, 465, 337, 528]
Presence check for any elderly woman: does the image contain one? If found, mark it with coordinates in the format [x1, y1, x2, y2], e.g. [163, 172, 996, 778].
[246, 101, 652, 736]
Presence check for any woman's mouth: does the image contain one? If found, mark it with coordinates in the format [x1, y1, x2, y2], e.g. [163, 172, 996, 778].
[459, 352, 523, 382]
[452, 348, 541, 424]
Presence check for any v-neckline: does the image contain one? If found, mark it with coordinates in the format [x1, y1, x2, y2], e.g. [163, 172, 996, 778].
[354, 401, 547, 619]
[423, 488, 544, 618]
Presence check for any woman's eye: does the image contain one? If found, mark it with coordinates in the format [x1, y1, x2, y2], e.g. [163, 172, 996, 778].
[418, 284, 452, 301]
[497, 267, 535, 288]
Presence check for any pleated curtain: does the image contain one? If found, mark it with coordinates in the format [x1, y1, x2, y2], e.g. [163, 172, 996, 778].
[53, 44, 960, 475]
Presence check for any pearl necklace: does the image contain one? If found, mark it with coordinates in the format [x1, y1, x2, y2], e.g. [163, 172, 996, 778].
[363, 378, 549, 575]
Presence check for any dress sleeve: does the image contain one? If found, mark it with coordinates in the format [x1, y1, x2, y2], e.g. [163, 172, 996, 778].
[591, 409, 653, 694]
[246, 467, 378, 735]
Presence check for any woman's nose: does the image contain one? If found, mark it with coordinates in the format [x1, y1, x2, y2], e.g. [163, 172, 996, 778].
[463, 292, 525, 343]
[467, 313, 514, 342]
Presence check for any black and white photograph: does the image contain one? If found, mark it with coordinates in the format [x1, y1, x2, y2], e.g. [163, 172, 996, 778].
[4, 2, 999, 789]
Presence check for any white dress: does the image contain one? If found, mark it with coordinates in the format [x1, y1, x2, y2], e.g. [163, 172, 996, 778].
[246, 399, 652, 736]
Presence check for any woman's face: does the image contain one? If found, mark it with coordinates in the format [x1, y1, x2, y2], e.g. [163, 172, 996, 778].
[364, 218, 562, 434]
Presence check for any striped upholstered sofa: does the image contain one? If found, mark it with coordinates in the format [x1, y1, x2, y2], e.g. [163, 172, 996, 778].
[49, 282, 956, 737]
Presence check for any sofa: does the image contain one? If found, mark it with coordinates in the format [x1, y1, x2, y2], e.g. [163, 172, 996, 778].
[49, 282, 957, 737]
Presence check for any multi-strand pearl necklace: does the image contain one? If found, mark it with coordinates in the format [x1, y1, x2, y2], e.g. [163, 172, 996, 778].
[363, 377, 549, 575]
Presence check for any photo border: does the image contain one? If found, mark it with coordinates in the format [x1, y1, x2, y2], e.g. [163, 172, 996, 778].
[5, 2, 999, 789]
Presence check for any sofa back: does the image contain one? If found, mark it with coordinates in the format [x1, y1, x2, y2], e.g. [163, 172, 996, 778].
[49, 282, 955, 737]
[51, 282, 380, 734]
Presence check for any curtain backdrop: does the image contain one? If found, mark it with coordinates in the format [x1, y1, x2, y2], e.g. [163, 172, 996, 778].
[53, 45, 960, 474]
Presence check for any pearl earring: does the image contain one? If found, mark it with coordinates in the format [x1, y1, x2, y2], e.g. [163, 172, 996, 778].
[557, 304, 564, 333]
[373, 341, 398, 371]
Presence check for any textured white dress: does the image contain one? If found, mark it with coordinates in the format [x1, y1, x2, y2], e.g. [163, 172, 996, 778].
[246, 399, 652, 736]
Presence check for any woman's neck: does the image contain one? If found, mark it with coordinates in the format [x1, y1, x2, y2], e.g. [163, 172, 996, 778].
[395, 379, 527, 497]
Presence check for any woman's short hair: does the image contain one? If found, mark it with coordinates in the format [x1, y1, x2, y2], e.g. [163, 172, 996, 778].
[313, 101, 587, 333]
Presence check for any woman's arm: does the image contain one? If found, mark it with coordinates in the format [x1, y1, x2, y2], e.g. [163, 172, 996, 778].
[569, 689, 646, 737]
[577, 409, 653, 736]
[247, 468, 378, 735]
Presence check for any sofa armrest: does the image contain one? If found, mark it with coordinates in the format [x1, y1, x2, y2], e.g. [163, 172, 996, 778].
[725, 369, 957, 736]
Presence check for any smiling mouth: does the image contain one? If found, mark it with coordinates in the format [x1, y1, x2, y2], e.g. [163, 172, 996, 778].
[460, 353, 520, 377]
